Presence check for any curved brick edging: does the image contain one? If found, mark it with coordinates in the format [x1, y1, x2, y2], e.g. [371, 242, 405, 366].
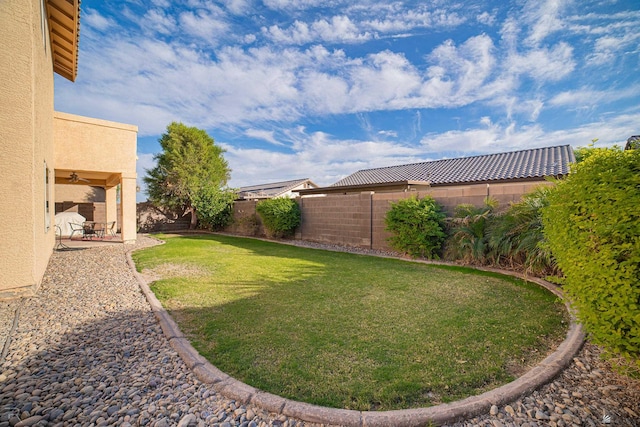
[126, 244, 585, 427]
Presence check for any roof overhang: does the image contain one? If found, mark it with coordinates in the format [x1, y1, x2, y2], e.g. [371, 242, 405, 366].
[47, 0, 80, 82]
[54, 169, 121, 188]
[296, 180, 431, 196]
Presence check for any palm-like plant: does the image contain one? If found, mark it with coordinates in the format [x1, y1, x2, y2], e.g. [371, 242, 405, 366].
[444, 198, 497, 265]
[488, 186, 557, 275]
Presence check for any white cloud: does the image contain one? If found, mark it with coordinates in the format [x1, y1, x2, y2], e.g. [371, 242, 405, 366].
[522, 0, 568, 46]
[300, 71, 350, 114]
[226, 111, 640, 189]
[261, 5, 467, 45]
[505, 42, 575, 82]
[244, 129, 285, 146]
[262, 0, 343, 11]
[67, 22, 582, 137]
[150, 0, 171, 7]
[221, 0, 250, 14]
[346, 50, 422, 110]
[141, 9, 177, 35]
[58, 0, 639, 172]
[378, 130, 398, 138]
[263, 16, 371, 45]
[549, 85, 640, 110]
[363, 8, 466, 33]
[83, 8, 116, 31]
[477, 11, 496, 26]
[420, 34, 498, 107]
[224, 130, 425, 187]
[420, 112, 640, 154]
[179, 9, 229, 41]
[587, 32, 640, 65]
[313, 15, 371, 43]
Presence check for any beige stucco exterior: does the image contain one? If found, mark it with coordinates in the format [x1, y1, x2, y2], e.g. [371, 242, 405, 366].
[1, 0, 56, 298]
[0, 0, 138, 298]
[53, 112, 138, 243]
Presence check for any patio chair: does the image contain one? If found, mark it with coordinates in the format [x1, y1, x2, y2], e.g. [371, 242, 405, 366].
[68, 222, 84, 240]
[82, 221, 97, 240]
[105, 221, 117, 238]
[92, 222, 106, 239]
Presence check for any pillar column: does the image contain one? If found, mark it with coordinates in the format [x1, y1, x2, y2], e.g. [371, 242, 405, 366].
[120, 176, 137, 243]
[105, 185, 117, 231]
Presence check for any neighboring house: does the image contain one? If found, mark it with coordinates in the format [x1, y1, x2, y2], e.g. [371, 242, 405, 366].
[0, 0, 138, 298]
[236, 178, 318, 200]
[297, 145, 575, 197]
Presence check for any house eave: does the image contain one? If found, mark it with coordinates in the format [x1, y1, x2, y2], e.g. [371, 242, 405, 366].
[47, 0, 80, 82]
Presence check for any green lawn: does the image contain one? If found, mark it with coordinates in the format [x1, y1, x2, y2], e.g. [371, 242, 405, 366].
[132, 234, 567, 411]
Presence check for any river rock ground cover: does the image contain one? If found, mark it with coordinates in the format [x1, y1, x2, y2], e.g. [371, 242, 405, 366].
[0, 235, 637, 426]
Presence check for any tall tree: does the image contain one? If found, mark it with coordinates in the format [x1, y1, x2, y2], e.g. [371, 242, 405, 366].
[144, 122, 231, 229]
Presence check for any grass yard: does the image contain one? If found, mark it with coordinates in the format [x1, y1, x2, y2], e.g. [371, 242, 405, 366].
[132, 234, 568, 411]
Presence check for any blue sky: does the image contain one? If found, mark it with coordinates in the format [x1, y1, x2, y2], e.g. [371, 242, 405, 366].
[53, 0, 640, 201]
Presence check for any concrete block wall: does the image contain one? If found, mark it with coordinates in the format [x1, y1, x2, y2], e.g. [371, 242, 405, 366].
[298, 193, 373, 247]
[371, 192, 411, 251]
[222, 180, 552, 251]
[136, 202, 189, 233]
[226, 200, 263, 236]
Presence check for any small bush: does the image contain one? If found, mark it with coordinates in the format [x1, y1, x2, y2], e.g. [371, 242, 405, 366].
[192, 187, 236, 230]
[384, 196, 446, 259]
[256, 197, 301, 238]
[542, 147, 640, 367]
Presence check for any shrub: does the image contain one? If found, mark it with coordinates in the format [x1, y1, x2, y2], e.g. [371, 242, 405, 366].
[487, 186, 556, 275]
[256, 197, 301, 238]
[384, 196, 446, 259]
[542, 147, 640, 367]
[444, 198, 497, 265]
[192, 187, 236, 230]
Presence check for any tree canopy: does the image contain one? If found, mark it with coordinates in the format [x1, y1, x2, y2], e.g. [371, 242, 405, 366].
[144, 122, 232, 229]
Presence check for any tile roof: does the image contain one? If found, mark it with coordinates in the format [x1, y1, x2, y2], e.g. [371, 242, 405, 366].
[237, 178, 316, 199]
[331, 145, 575, 187]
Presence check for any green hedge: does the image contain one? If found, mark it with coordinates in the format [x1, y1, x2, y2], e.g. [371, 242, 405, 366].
[384, 196, 446, 259]
[256, 197, 301, 238]
[542, 147, 640, 366]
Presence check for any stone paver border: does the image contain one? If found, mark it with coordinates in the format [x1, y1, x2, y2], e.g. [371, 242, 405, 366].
[126, 240, 584, 427]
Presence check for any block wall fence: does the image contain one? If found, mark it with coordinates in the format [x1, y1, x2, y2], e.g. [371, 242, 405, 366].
[224, 180, 552, 251]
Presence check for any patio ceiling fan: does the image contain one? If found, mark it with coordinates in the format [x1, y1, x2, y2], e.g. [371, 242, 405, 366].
[68, 172, 90, 183]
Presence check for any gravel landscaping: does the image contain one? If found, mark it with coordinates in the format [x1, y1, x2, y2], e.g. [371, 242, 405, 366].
[0, 235, 638, 426]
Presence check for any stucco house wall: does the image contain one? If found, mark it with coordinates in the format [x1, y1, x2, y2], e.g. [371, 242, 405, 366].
[0, 0, 56, 297]
[0, 0, 138, 297]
